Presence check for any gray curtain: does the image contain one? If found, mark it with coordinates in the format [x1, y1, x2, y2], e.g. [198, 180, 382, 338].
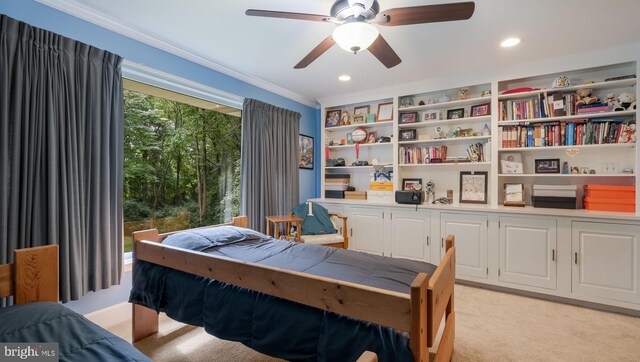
[240, 99, 300, 232]
[0, 15, 124, 302]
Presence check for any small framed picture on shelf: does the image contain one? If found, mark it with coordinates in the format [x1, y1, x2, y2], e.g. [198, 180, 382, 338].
[534, 158, 560, 174]
[470, 103, 491, 117]
[459, 171, 488, 204]
[367, 131, 378, 144]
[354, 105, 370, 116]
[325, 110, 341, 128]
[447, 108, 465, 119]
[346, 133, 353, 145]
[500, 153, 523, 174]
[298, 134, 314, 170]
[340, 111, 351, 126]
[402, 178, 422, 191]
[399, 129, 417, 141]
[399, 112, 418, 124]
[423, 110, 439, 121]
[503, 183, 525, 207]
[353, 114, 365, 124]
[377, 102, 394, 122]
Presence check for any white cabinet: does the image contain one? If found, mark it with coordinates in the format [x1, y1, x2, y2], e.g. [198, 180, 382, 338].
[572, 222, 640, 304]
[441, 213, 488, 279]
[391, 210, 430, 262]
[349, 207, 385, 255]
[499, 217, 557, 290]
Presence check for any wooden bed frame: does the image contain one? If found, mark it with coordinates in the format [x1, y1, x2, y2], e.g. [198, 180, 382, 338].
[132, 216, 456, 362]
[0, 245, 59, 304]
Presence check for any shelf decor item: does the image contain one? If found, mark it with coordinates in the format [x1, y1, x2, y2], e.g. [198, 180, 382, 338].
[399, 112, 418, 124]
[500, 153, 523, 174]
[351, 127, 368, 144]
[298, 134, 314, 170]
[340, 111, 351, 126]
[325, 110, 341, 128]
[504, 183, 526, 207]
[354, 105, 370, 116]
[459, 171, 488, 204]
[470, 103, 491, 117]
[353, 114, 365, 124]
[366, 113, 376, 123]
[377, 102, 394, 122]
[399, 129, 417, 141]
[447, 108, 464, 119]
[534, 158, 560, 174]
[423, 110, 439, 121]
[402, 178, 422, 191]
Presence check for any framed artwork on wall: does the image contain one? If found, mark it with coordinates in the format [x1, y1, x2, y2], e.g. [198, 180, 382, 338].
[298, 134, 314, 169]
[459, 171, 488, 204]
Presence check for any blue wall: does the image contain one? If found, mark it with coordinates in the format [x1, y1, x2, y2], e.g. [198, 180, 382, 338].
[0, 0, 320, 202]
[0, 0, 320, 313]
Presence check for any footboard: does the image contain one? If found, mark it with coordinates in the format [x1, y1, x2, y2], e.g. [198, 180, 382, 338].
[0, 245, 59, 304]
[131, 217, 455, 361]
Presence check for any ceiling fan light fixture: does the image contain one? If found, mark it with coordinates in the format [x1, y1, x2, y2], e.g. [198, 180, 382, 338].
[332, 22, 379, 54]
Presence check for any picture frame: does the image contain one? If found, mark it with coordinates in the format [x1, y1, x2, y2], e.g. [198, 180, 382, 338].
[503, 183, 526, 207]
[325, 110, 341, 128]
[340, 111, 351, 126]
[447, 108, 465, 119]
[353, 114, 365, 124]
[399, 112, 418, 124]
[500, 153, 523, 174]
[399, 129, 417, 141]
[346, 133, 353, 145]
[459, 171, 488, 204]
[377, 102, 394, 122]
[354, 105, 370, 116]
[470, 103, 491, 117]
[367, 131, 378, 144]
[534, 158, 560, 174]
[403, 178, 422, 191]
[298, 134, 314, 170]
[423, 111, 439, 121]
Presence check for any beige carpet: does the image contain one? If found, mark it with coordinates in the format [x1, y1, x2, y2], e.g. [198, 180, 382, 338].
[106, 285, 640, 361]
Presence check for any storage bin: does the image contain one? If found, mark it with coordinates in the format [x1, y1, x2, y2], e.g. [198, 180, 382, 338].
[532, 196, 577, 209]
[584, 185, 635, 199]
[324, 190, 345, 199]
[583, 196, 635, 212]
[344, 191, 367, 200]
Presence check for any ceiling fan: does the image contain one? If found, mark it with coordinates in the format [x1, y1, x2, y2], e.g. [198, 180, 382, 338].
[246, 0, 475, 69]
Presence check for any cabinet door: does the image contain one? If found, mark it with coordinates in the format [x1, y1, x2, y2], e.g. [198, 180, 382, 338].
[441, 213, 488, 279]
[499, 217, 557, 290]
[391, 210, 430, 262]
[572, 222, 640, 304]
[350, 207, 384, 255]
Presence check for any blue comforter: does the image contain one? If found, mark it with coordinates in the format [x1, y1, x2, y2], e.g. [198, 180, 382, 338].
[129, 226, 437, 362]
[0, 302, 150, 361]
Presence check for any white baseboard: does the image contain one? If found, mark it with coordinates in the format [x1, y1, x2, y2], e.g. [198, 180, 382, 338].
[84, 301, 131, 329]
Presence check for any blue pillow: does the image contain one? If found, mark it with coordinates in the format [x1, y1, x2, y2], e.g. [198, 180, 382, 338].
[162, 225, 266, 252]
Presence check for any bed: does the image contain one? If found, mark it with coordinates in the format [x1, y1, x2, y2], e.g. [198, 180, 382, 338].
[130, 216, 456, 362]
[0, 245, 151, 362]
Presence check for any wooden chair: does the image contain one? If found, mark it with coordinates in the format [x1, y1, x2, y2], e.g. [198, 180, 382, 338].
[295, 212, 349, 249]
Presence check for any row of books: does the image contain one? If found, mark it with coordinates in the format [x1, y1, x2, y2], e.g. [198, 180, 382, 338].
[399, 142, 490, 164]
[499, 93, 613, 121]
[499, 120, 636, 148]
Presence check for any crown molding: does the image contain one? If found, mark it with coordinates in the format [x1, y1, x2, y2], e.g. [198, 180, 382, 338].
[35, 0, 320, 109]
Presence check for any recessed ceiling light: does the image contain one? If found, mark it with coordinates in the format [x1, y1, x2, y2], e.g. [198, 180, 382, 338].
[338, 75, 351, 81]
[501, 37, 521, 47]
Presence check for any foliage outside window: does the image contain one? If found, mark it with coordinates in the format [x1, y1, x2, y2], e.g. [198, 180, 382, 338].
[123, 89, 241, 253]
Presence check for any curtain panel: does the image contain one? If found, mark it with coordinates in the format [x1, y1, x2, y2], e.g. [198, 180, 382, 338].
[240, 99, 300, 232]
[0, 15, 124, 302]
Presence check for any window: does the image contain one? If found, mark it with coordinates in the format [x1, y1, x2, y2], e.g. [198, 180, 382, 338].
[123, 79, 241, 253]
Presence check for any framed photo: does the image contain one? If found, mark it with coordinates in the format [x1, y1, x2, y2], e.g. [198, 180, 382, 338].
[346, 133, 353, 145]
[377, 102, 394, 122]
[399, 129, 417, 141]
[399, 112, 418, 124]
[325, 110, 341, 128]
[353, 114, 365, 124]
[447, 108, 465, 119]
[354, 105, 370, 116]
[470, 103, 491, 117]
[459, 171, 488, 204]
[504, 183, 525, 207]
[367, 131, 378, 144]
[534, 158, 560, 174]
[340, 111, 351, 126]
[403, 178, 422, 191]
[298, 134, 314, 170]
[500, 153, 523, 174]
[423, 111, 439, 121]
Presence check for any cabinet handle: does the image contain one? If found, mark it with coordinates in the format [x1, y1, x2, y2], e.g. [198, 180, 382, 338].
[350, 228, 353, 237]
[552, 249, 555, 261]
[427, 236, 430, 246]
[574, 252, 578, 265]
[441, 237, 444, 248]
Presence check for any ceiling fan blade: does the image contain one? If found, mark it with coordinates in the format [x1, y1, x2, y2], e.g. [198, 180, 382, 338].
[368, 35, 401, 69]
[294, 36, 336, 69]
[246, 9, 331, 22]
[377, 2, 475, 26]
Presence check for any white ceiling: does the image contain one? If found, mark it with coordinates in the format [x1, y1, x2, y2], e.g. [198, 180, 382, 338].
[41, 0, 640, 107]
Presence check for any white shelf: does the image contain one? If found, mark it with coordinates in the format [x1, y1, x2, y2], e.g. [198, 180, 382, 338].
[327, 142, 392, 149]
[399, 135, 491, 145]
[498, 110, 635, 126]
[400, 162, 491, 168]
[399, 115, 491, 129]
[398, 96, 491, 112]
[498, 143, 635, 152]
[325, 121, 393, 132]
[498, 173, 635, 177]
[498, 78, 637, 100]
[325, 166, 374, 170]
